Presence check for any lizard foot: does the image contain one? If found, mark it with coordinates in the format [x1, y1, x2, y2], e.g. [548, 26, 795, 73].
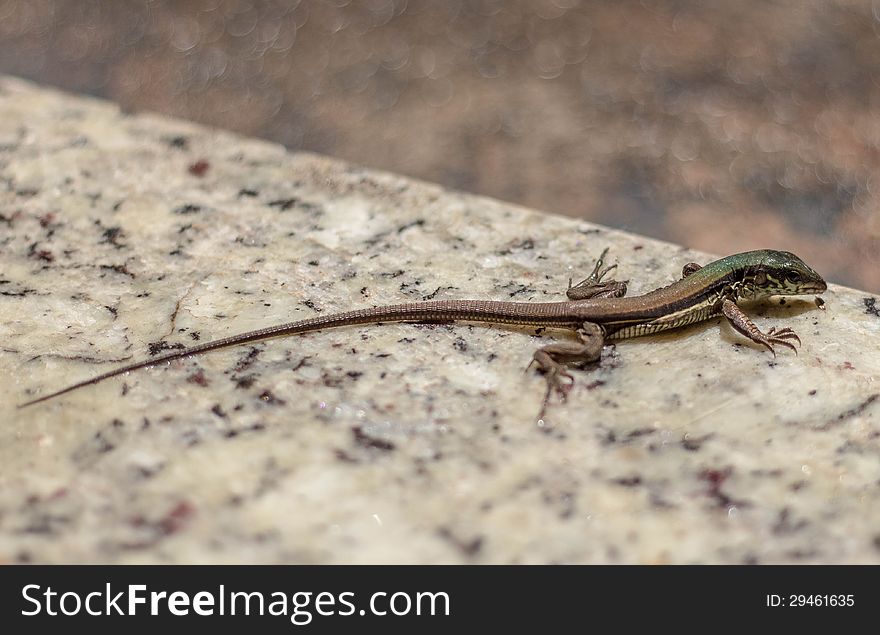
[721, 298, 801, 358]
[567, 247, 628, 300]
[760, 326, 801, 356]
[530, 322, 605, 420]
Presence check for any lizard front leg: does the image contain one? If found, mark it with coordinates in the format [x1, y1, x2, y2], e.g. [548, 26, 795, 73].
[530, 322, 605, 419]
[720, 299, 801, 357]
[567, 247, 628, 300]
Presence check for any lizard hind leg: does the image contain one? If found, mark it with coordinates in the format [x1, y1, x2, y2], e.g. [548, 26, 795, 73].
[530, 322, 605, 420]
[567, 248, 628, 300]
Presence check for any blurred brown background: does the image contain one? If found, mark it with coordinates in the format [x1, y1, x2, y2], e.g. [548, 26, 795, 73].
[1, 0, 878, 291]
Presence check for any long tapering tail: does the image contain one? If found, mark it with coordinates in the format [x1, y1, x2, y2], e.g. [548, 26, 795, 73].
[19, 299, 580, 407]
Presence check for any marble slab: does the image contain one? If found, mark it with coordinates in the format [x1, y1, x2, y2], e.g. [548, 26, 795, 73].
[1, 76, 878, 564]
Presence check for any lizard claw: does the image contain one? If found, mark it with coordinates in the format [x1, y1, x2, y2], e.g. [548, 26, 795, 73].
[567, 247, 623, 298]
[757, 328, 800, 357]
[721, 299, 802, 359]
[530, 350, 575, 421]
[548, 367, 575, 401]
[536, 367, 575, 422]
[766, 326, 801, 346]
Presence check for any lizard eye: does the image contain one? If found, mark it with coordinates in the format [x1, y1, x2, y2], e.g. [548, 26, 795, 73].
[786, 271, 802, 283]
[754, 271, 767, 285]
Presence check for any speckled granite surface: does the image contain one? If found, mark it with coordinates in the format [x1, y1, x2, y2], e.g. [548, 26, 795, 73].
[1, 76, 879, 564]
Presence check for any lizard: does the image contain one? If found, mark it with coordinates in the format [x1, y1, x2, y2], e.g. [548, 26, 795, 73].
[18, 248, 827, 410]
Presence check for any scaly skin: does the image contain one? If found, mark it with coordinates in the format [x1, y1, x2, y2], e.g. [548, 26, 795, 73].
[18, 249, 827, 409]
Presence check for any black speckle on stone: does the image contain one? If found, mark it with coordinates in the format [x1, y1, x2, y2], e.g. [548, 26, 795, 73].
[864, 297, 880, 318]
[783, 548, 819, 560]
[27, 242, 54, 262]
[234, 375, 256, 389]
[681, 433, 712, 452]
[148, 341, 185, 356]
[92, 431, 115, 454]
[496, 238, 535, 256]
[649, 493, 676, 509]
[100, 263, 134, 278]
[352, 426, 395, 451]
[600, 428, 618, 445]
[259, 390, 286, 405]
[238, 188, 259, 198]
[223, 422, 266, 439]
[335, 449, 358, 463]
[422, 286, 444, 300]
[699, 467, 749, 509]
[772, 507, 808, 535]
[290, 357, 310, 372]
[267, 198, 297, 211]
[437, 527, 483, 557]
[397, 219, 425, 233]
[136, 461, 160, 483]
[363, 230, 392, 248]
[613, 475, 642, 487]
[99, 225, 127, 249]
[173, 204, 202, 215]
[167, 136, 189, 150]
[187, 370, 209, 387]
[626, 427, 655, 439]
[232, 348, 261, 373]
[505, 283, 532, 298]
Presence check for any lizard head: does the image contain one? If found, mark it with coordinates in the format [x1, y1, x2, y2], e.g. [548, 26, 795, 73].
[736, 250, 827, 300]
